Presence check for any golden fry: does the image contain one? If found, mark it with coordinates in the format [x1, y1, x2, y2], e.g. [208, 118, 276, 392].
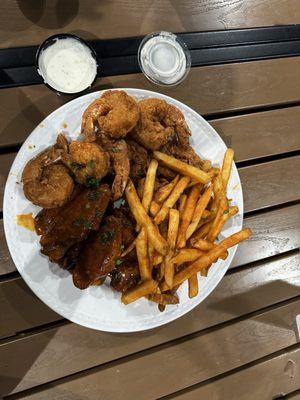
[188, 274, 199, 298]
[148, 293, 179, 305]
[211, 205, 239, 242]
[153, 151, 213, 184]
[150, 200, 160, 217]
[178, 194, 187, 215]
[221, 148, 234, 190]
[153, 253, 163, 266]
[136, 227, 151, 281]
[186, 185, 212, 240]
[164, 209, 180, 288]
[177, 184, 202, 248]
[190, 221, 213, 244]
[122, 279, 158, 305]
[192, 238, 214, 251]
[142, 159, 158, 213]
[154, 175, 180, 203]
[154, 176, 190, 225]
[125, 180, 168, 255]
[169, 228, 252, 289]
[171, 248, 205, 264]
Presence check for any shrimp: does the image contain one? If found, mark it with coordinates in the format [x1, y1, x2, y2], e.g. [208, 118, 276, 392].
[97, 134, 130, 200]
[130, 98, 191, 151]
[81, 90, 140, 140]
[62, 141, 110, 185]
[22, 144, 74, 209]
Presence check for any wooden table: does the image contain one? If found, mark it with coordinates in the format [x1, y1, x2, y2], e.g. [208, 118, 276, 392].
[1, 1, 300, 399]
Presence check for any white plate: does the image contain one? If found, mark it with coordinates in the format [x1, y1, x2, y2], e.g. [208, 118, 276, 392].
[3, 88, 243, 333]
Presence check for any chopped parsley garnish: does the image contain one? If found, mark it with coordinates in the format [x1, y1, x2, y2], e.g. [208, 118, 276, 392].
[73, 218, 82, 227]
[85, 176, 100, 188]
[111, 147, 120, 153]
[88, 191, 98, 201]
[87, 159, 95, 168]
[115, 258, 123, 266]
[73, 217, 92, 229]
[223, 209, 229, 215]
[100, 229, 115, 243]
[70, 162, 81, 171]
[95, 208, 102, 218]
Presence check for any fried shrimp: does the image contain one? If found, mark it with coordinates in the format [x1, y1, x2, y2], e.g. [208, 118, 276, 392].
[22, 142, 74, 208]
[97, 134, 130, 200]
[81, 90, 140, 140]
[130, 98, 191, 151]
[62, 141, 110, 185]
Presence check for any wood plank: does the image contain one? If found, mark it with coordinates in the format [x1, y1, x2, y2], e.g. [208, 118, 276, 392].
[1, 252, 299, 395]
[1, 0, 300, 48]
[240, 156, 300, 213]
[210, 106, 300, 162]
[289, 392, 300, 400]
[232, 203, 300, 268]
[0, 152, 17, 211]
[2, 57, 300, 148]
[0, 202, 299, 338]
[9, 299, 300, 400]
[168, 346, 300, 400]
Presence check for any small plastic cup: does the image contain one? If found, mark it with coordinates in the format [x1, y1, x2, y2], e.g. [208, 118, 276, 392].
[138, 31, 191, 86]
[36, 33, 98, 95]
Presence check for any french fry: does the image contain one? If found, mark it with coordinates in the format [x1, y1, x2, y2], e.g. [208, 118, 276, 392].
[164, 209, 180, 288]
[125, 180, 169, 255]
[122, 279, 158, 305]
[154, 175, 180, 203]
[150, 200, 160, 217]
[166, 228, 252, 289]
[136, 227, 151, 281]
[171, 248, 205, 264]
[178, 194, 187, 215]
[177, 184, 202, 248]
[154, 176, 190, 225]
[188, 274, 199, 298]
[153, 253, 163, 266]
[221, 148, 234, 190]
[148, 242, 155, 265]
[192, 238, 215, 251]
[142, 159, 159, 213]
[186, 185, 212, 239]
[148, 293, 179, 305]
[211, 205, 239, 242]
[154, 151, 213, 184]
[219, 250, 228, 260]
[202, 209, 211, 219]
[190, 221, 213, 244]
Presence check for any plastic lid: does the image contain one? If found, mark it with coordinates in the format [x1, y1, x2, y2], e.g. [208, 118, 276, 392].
[138, 31, 191, 86]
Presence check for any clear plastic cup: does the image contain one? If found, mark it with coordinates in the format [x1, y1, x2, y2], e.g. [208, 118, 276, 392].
[138, 31, 191, 86]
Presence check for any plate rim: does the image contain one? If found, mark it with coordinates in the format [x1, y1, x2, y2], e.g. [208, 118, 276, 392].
[3, 87, 243, 333]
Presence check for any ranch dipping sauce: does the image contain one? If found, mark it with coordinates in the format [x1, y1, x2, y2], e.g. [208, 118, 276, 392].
[37, 36, 97, 94]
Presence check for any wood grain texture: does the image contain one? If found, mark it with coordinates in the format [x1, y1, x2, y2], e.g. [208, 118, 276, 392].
[232, 204, 300, 268]
[169, 346, 300, 400]
[0, 152, 17, 211]
[1, 0, 300, 48]
[0, 220, 15, 275]
[10, 299, 300, 400]
[1, 252, 299, 396]
[2, 57, 300, 148]
[210, 106, 300, 162]
[1, 203, 299, 339]
[240, 156, 300, 213]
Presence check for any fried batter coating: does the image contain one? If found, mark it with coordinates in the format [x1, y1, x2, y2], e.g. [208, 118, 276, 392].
[130, 98, 191, 151]
[81, 90, 140, 140]
[62, 141, 110, 185]
[22, 136, 74, 209]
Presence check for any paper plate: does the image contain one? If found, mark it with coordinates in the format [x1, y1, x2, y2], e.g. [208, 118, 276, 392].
[3, 88, 243, 332]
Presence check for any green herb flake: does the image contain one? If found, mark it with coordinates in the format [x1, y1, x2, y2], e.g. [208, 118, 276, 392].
[70, 162, 81, 171]
[223, 209, 229, 215]
[86, 176, 100, 188]
[83, 219, 92, 229]
[111, 147, 120, 153]
[115, 258, 123, 266]
[100, 229, 115, 244]
[95, 208, 102, 218]
[87, 159, 95, 168]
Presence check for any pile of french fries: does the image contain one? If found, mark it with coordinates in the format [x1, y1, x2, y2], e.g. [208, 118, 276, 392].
[122, 149, 252, 309]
